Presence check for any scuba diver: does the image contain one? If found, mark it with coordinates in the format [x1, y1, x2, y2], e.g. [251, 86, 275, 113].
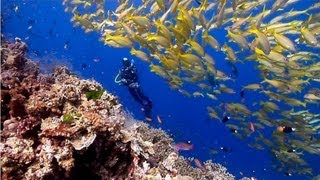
[115, 58, 153, 120]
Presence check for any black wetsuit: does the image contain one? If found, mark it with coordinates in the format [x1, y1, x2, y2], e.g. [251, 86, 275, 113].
[119, 60, 152, 119]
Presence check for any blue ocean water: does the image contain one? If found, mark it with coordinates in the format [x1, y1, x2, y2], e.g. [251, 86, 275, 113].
[2, 0, 319, 179]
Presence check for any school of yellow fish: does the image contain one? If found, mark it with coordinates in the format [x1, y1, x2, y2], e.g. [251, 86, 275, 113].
[63, 0, 320, 175]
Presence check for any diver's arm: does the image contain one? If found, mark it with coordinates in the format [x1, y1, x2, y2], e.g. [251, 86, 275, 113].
[131, 66, 137, 74]
[120, 79, 128, 84]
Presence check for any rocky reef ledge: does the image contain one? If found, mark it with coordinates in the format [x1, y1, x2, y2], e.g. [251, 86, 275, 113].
[0, 37, 235, 180]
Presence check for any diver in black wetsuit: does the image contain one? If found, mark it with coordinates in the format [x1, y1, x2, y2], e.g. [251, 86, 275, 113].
[115, 58, 153, 120]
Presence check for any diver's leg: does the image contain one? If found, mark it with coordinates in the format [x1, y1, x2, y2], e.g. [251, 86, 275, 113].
[137, 88, 152, 108]
[128, 83, 153, 119]
[128, 86, 143, 104]
[136, 87, 153, 118]
[142, 101, 152, 119]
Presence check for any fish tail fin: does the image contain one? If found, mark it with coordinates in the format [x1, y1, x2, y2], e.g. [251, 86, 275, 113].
[249, 25, 258, 34]
[261, 78, 269, 84]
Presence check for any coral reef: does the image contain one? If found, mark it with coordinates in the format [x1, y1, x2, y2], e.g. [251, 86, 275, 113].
[0, 37, 235, 180]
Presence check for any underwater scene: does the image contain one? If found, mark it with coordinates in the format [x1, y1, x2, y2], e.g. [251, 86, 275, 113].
[1, 0, 320, 179]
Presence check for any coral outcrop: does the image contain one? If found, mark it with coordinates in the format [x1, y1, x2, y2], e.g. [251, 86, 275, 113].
[0, 37, 235, 180]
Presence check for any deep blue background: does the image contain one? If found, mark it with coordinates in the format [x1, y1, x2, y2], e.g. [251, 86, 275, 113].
[2, 0, 319, 179]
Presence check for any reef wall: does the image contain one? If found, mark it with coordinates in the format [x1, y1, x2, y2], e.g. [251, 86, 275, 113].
[0, 36, 235, 180]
